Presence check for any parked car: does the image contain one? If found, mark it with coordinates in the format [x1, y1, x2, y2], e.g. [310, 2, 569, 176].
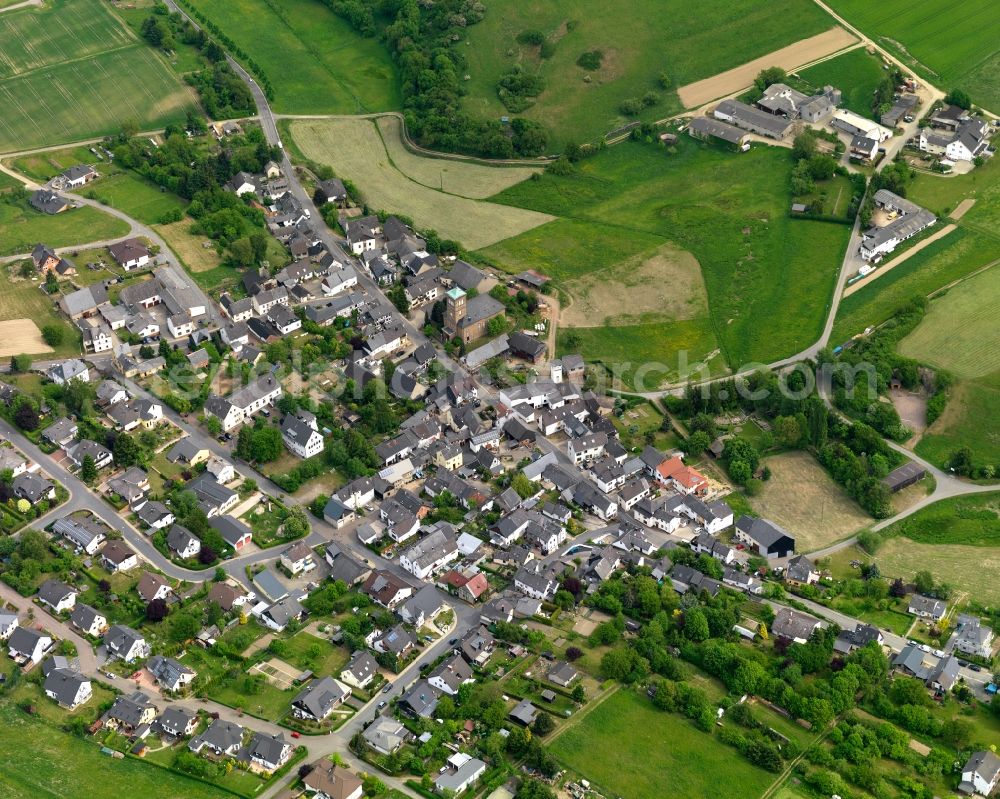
[382, 682, 393, 694]
[377, 700, 387, 709]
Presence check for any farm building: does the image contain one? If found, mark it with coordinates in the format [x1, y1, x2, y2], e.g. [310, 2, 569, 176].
[713, 99, 793, 140]
[756, 83, 840, 122]
[830, 109, 892, 142]
[688, 117, 748, 147]
[859, 190, 936, 261]
[882, 462, 926, 492]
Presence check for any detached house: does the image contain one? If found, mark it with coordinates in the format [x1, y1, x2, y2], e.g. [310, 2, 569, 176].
[960, 751, 1000, 797]
[281, 409, 324, 458]
[147, 655, 196, 692]
[70, 604, 108, 638]
[37, 579, 77, 614]
[908, 594, 947, 621]
[291, 676, 351, 721]
[734, 516, 795, 559]
[104, 624, 150, 663]
[44, 666, 92, 709]
[8, 627, 52, 664]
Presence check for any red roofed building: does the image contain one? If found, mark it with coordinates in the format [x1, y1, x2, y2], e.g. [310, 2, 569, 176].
[440, 570, 490, 604]
[655, 456, 709, 496]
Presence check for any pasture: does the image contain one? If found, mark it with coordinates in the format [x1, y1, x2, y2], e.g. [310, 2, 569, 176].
[0, 698, 229, 799]
[830, 228, 997, 344]
[183, 0, 400, 114]
[461, 0, 836, 143]
[750, 451, 871, 550]
[0, 200, 130, 256]
[900, 266, 1000, 378]
[796, 47, 886, 119]
[489, 138, 850, 376]
[0, 0, 196, 152]
[549, 688, 776, 799]
[825, 0, 1000, 111]
[287, 118, 553, 249]
[915, 369, 1000, 470]
[375, 116, 541, 199]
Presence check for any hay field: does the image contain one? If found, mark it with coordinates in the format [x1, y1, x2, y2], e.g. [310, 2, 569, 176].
[677, 28, 857, 108]
[899, 266, 1000, 378]
[876, 537, 1000, 606]
[0, 319, 52, 357]
[826, 0, 1000, 111]
[561, 241, 708, 327]
[375, 116, 541, 199]
[749, 451, 871, 551]
[0, 0, 196, 151]
[0, 271, 78, 357]
[155, 221, 223, 273]
[289, 118, 553, 249]
[461, 0, 836, 143]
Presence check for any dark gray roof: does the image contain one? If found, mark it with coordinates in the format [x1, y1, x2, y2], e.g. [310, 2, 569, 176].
[292, 676, 348, 718]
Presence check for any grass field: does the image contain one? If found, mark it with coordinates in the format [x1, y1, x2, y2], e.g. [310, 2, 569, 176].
[78, 172, 186, 227]
[915, 370, 1000, 469]
[375, 117, 542, 199]
[900, 266, 1000, 378]
[461, 0, 836, 144]
[183, 0, 399, 114]
[0, 200, 130, 256]
[0, 697, 230, 799]
[287, 117, 554, 249]
[796, 47, 886, 119]
[560, 241, 709, 327]
[549, 688, 776, 799]
[0, 269, 82, 359]
[0, 0, 196, 152]
[831, 228, 998, 345]
[750, 451, 871, 550]
[881, 492, 1000, 547]
[875, 536, 1000, 606]
[825, 0, 1000, 112]
[154, 220, 223, 273]
[487, 138, 850, 379]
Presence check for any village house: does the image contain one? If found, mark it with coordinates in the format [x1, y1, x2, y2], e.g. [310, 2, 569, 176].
[44, 665, 92, 709]
[734, 516, 795, 559]
[8, 627, 52, 664]
[960, 751, 1000, 797]
[291, 676, 351, 721]
[104, 624, 150, 663]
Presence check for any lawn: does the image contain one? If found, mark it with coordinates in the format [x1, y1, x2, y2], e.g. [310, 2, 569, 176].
[79, 171, 186, 227]
[461, 0, 837, 144]
[154, 221, 224, 274]
[549, 688, 776, 799]
[286, 117, 553, 250]
[0, 200, 130, 256]
[830, 227, 998, 345]
[182, 0, 400, 114]
[824, 0, 1000, 112]
[749, 451, 871, 551]
[488, 138, 851, 378]
[0, 270, 81, 358]
[915, 370, 1000, 470]
[281, 631, 350, 676]
[0, 695, 231, 799]
[0, 0, 196, 152]
[795, 47, 887, 120]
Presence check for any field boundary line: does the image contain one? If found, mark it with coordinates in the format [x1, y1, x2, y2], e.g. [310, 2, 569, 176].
[542, 682, 620, 746]
[927, 257, 1000, 299]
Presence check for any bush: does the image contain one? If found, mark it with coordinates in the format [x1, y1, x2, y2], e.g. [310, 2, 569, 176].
[41, 324, 64, 346]
[576, 50, 603, 70]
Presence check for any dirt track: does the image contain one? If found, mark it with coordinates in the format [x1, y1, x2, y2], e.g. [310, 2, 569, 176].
[677, 27, 859, 108]
[0, 318, 53, 357]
